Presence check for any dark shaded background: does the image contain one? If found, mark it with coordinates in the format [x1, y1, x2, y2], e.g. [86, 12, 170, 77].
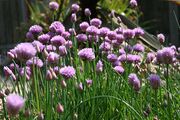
[0, 0, 179, 52]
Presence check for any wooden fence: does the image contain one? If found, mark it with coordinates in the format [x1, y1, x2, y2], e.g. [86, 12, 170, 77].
[0, 0, 26, 51]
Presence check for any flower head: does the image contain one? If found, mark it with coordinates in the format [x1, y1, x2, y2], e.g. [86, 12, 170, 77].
[130, 0, 138, 8]
[128, 73, 140, 91]
[76, 34, 87, 43]
[71, 13, 77, 22]
[59, 45, 67, 56]
[71, 3, 80, 13]
[148, 74, 161, 90]
[78, 48, 95, 61]
[79, 22, 89, 32]
[49, 21, 65, 34]
[90, 18, 102, 28]
[133, 27, 144, 37]
[51, 35, 66, 46]
[84, 8, 91, 17]
[99, 27, 110, 37]
[26, 57, 43, 68]
[86, 26, 99, 35]
[96, 60, 103, 72]
[6, 94, 25, 116]
[107, 31, 117, 40]
[107, 53, 118, 62]
[49, 1, 59, 11]
[133, 43, 145, 52]
[14, 43, 37, 61]
[99, 42, 111, 51]
[29, 25, 42, 34]
[38, 34, 50, 44]
[60, 66, 76, 79]
[157, 33, 165, 44]
[114, 66, 124, 74]
[47, 52, 60, 63]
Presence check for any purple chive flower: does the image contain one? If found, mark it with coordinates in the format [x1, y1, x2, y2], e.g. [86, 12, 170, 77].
[119, 48, 126, 55]
[29, 25, 42, 34]
[46, 45, 56, 52]
[156, 47, 175, 64]
[65, 40, 73, 48]
[90, 18, 102, 28]
[99, 27, 110, 37]
[161, 47, 175, 64]
[19, 66, 31, 80]
[32, 40, 45, 52]
[38, 34, 50, 44]
[96, 60, 103, 72]
[49, 1, 59, 11]
[49, 21, 65, 34]
[146, 52, 155, 63]
[86, 26, 99, 35]
[3, 66, 16, 81]
[47, 52, 59, 63]
[59, 45, 67, 56]
[46, 70, 53, 80]
[133, 55, 141, 64]
[148, 74, 161, 90]
[9, 63, 19, 71]
[56, 103, 64, 113]
[78, 48, 95, 61]
[123, 29, 135, 39]
[116, 34, 124, 43]
[60, 66, 76, 79]
[84, 8, 91, 17]
[99, 42, 111, 51]
[79, 22, 89, 32]
[78, 82, 83, 92]
[107, 31, 117, 40]
[126, 54, 135, 63]
[133, 78, 141, 91]
[112, 60, 121, 67]
[157, 33, 165, 44]
[26, 57, 43, 68]
[128, 73, 141, 91]
[71, 3, 80, 13]
[118, 54, 126, 62]
[86, 79, 93, 87]
[53, 66, 60, 74]
[51, 35, 66, 46]
[133, 43, 145, 52]
[7, 50, 16, 59]
[133, 27, 144, 37]
[61, 31, 70, 40]
[4, 66, 13, 77]
[76, 34, 87, 43]
[130, 0, 138, 7]
[71, 13, 77, 22]
[104, 36, 111, 43]
[14, 43, 37, 61]
[88, 35, 99, 43]
[6, 94, 25, 116]
[114, 66, 124, 74]
[128, 73, 138, 86]
[26, 32, 34, 40]
[107, 53, 118, 62]
[156, 49, 163, 64]
[115, 27, 124, 34]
